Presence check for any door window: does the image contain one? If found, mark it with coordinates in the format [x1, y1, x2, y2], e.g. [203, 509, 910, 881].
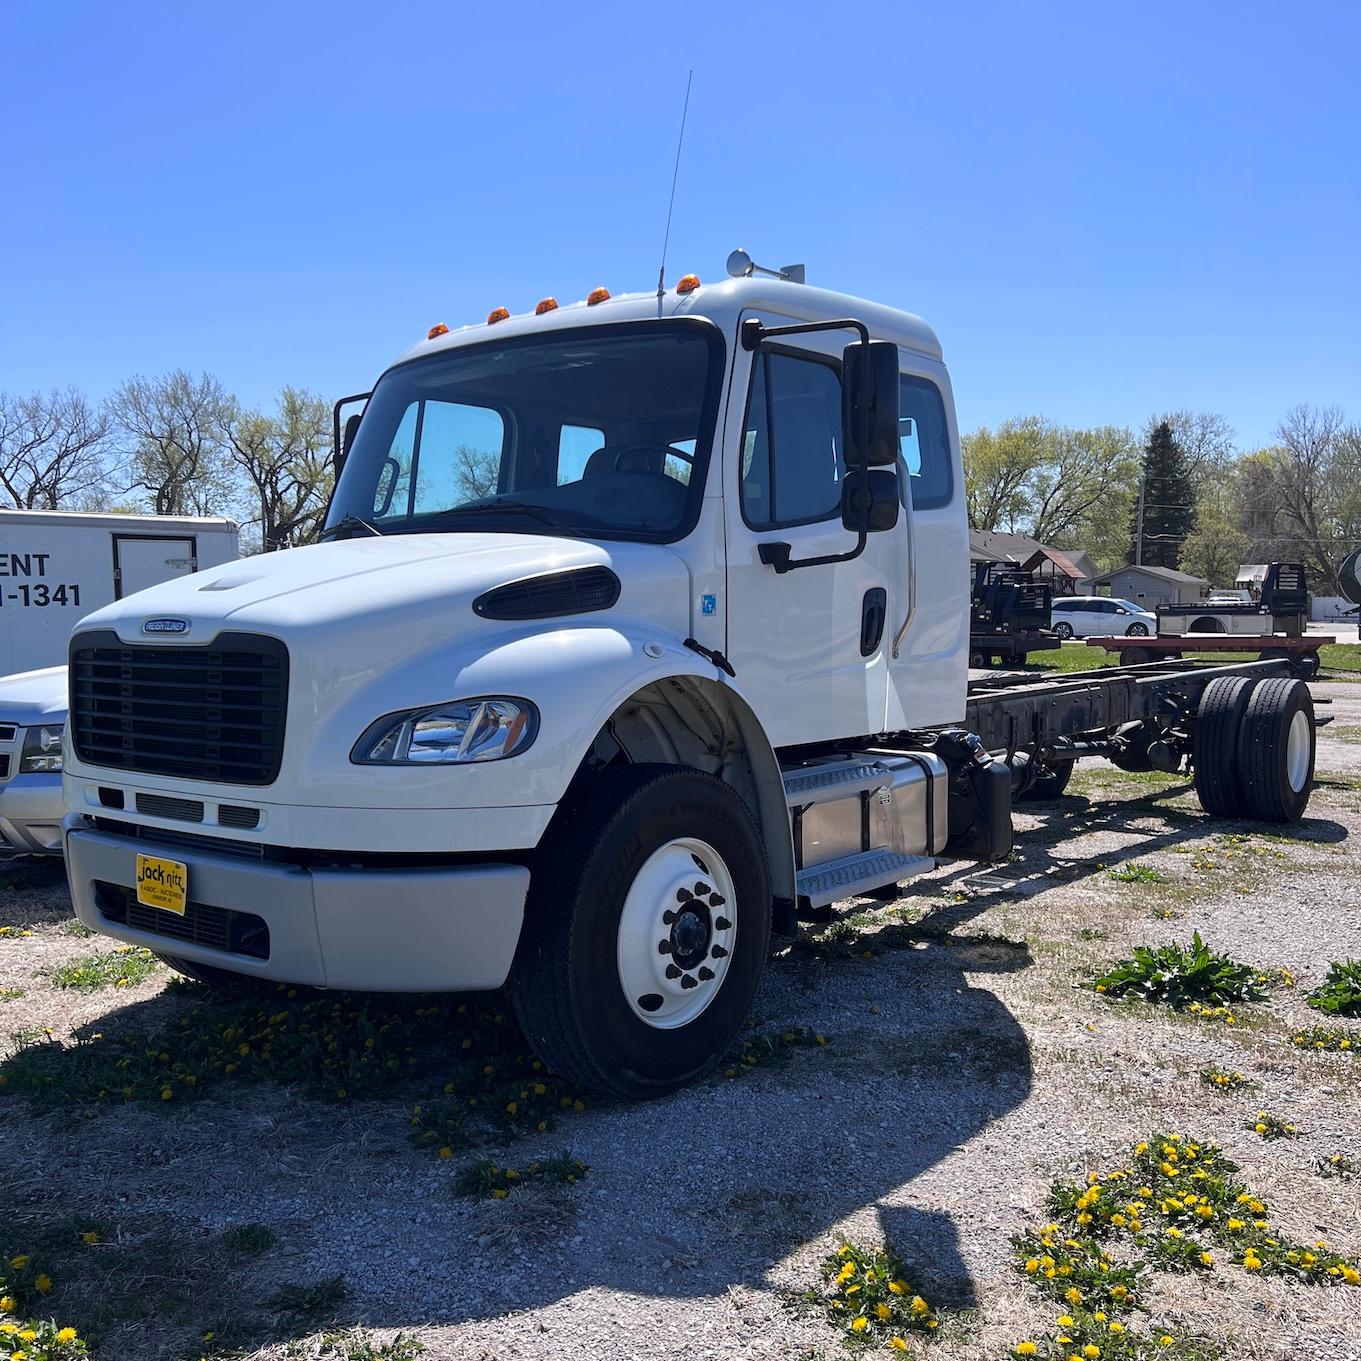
[741, 352, 844, 528]
[557, 424, 604, 485]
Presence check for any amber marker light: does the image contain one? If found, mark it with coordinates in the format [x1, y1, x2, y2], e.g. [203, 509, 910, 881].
[675, 273, 701, 293]
[427, 323, 449, 339]
[535, 297, 559, 315]
[586, 287, 611, 305]
[487, 307, 511, 325]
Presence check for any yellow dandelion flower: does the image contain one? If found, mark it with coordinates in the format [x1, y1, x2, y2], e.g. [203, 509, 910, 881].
[910, 1295, 928, 1315]
[56, 1329, 77, 1345]
[851, 1316, 869, 1333]
[890, 1340, 909, 1353]
[875, 1302, 892, 1321]
[1015, 1345, 1038, 1358]
[33, 1276, 51, 1294]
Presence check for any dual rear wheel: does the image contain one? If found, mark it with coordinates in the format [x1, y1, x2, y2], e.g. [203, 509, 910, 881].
[1193, 676, 1314, 822]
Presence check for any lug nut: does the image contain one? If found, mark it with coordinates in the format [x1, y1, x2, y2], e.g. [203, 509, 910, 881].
[694, 882, 710, 896]
[676, 888, 692, 903]
[658, 940, 673, 954]
[714, 916, 732, 931]
[680, 973, 698, 990]
[665, 963, 682, 980]
[709, 894, 726, 907]
[697, 966, 714, 981]
[662, 909, 676, 925]
[710, 944, 728, 959]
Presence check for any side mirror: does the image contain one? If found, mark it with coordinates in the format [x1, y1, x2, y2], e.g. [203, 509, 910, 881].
[842, 469, 900, 534]
[842, 340, 900, 470]
[339, 413, 362, 473]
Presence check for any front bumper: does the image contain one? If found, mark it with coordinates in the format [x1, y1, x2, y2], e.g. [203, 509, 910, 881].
[63, 819, 530, 991]
[0, 773, 65, 854]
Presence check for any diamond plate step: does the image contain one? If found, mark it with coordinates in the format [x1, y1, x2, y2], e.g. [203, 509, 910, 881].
[783, 760, 891, 806]
[795, 849, 935, 908]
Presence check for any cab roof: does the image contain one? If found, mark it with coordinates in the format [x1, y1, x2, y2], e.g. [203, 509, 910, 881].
[390, 275, 943, 372]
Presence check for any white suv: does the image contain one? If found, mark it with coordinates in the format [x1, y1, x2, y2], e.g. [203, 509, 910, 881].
[1050, 596, 1157, 639]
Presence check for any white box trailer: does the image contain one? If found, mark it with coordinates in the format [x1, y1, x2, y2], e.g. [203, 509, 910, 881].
[0, 510, 239, 676]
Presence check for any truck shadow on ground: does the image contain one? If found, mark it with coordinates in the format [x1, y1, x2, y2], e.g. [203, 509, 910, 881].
[934, 777, 1349, 905]
[0, 913, 1033, 1353]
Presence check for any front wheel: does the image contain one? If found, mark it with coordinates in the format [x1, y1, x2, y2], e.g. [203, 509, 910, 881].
[1053, 622, 1074, 640]
[511, 765, 772, 1098]
[1125, 621, 1150, 636]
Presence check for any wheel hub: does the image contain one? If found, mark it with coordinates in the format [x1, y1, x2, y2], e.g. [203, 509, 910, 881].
[617, 837, 738, 1029]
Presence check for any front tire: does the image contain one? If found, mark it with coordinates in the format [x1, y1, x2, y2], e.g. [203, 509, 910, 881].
[1054, 622, 1074, 640]
[1125, 621, 1150, 636]
[511, 765, 772, 1098]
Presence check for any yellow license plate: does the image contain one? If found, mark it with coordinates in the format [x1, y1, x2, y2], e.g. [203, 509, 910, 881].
[135, 853, 188, 916]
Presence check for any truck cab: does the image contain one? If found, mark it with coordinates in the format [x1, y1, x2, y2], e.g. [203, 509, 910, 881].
[59, 271, 970, 1093]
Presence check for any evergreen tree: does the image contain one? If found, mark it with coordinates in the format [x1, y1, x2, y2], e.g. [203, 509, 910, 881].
[1130, 421, 1196, 568]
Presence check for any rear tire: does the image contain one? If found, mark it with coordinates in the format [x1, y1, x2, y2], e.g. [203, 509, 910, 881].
[1193, 676, 1257, 818]
[511, 765, 772, 1099]
[1023, 758, 1076, 800]
[1237, 678, 1314, 822]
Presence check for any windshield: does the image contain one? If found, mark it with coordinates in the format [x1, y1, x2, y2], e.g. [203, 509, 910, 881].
[326, 321, 723, 542]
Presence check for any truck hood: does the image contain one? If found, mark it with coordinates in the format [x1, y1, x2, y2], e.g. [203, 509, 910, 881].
[0, 665, 68, 721]
[74, 532, 694, 643]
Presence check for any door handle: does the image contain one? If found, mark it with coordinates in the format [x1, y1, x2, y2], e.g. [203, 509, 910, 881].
[860, 587, 887, 655]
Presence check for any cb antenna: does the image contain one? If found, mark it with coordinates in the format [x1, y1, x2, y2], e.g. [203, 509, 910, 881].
[657, 69, 694, 300]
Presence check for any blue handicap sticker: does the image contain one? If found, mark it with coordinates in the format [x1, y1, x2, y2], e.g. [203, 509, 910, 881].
[701, 593, 717, 616]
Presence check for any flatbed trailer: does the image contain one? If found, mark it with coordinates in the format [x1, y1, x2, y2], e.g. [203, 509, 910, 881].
[1083, 633, 1332, 675]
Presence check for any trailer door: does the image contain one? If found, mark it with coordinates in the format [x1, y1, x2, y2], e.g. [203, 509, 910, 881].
[113, 536, 196, 599]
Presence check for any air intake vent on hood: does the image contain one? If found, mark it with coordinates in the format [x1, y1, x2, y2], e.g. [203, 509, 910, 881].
[473, 566, 621, 621]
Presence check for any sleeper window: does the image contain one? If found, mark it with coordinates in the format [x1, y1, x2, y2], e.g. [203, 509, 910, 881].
[898, 373, 952, 510]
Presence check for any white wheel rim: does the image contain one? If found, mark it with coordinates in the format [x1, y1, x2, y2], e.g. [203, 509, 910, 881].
[1286, 708, 1311, 792]
[616, 837, 737, 1030]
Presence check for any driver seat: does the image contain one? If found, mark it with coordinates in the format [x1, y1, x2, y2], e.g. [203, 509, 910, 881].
[583, 447, 664, 478]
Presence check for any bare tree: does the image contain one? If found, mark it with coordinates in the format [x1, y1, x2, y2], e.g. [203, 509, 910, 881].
[1272, 404, 1348, 590]
[1028, 425, 1141, 553]
[221, 387, 334, 550]
[109, 371, 236, 516]
[0, 388, 110, 509]
[1148, 410, 1237, 483]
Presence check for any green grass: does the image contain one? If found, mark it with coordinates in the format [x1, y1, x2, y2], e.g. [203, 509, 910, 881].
[1020, 639, 1361, 676]
[223, 1223, 276, 1255]
[48, 946, 160, 991]
[1107, 861, 1167, 884]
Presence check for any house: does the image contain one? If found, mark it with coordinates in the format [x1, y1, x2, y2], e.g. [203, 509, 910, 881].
[1089, 563, 1209, 608]
[967, 529, 1098, 593]
[1021, 546, 1099, 596]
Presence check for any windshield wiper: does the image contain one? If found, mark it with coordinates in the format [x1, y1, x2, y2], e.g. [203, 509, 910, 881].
[425, 502, 576, 532]
[320, 513, 382, 541]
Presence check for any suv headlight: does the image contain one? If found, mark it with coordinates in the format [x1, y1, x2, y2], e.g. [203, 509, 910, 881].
[20, 724, 64, 774]
[352, 698, 538, 765]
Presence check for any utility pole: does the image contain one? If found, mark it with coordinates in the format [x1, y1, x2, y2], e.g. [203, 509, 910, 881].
[1135, 476, 1146, 566]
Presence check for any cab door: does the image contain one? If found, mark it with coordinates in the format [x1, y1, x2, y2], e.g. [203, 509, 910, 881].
[721, 319, 902, 748]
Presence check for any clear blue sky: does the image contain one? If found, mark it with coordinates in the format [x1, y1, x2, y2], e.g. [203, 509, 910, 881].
[2, 0, 1357, 449]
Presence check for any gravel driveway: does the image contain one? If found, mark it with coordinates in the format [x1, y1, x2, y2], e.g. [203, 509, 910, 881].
[2, 683, 1358, 1361]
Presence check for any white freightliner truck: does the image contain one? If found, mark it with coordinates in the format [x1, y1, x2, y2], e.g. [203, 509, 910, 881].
[60, 265, 1319, 1096]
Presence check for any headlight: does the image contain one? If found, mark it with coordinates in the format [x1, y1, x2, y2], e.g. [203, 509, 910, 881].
[20, 724, 64, 774]
[351, 698, 538, 765]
